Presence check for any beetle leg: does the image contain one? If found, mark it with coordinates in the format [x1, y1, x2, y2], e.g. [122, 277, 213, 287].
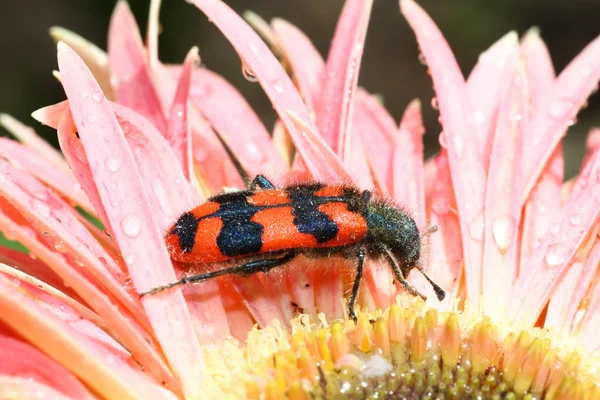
[249, 174, 275, 191]
[380, 246, 428, 301]
[139, 252, 296, 297]
[347, 247, 366, 324]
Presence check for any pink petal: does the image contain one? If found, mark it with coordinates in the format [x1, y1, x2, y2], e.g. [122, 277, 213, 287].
[580, 128, 600, 172]
[186, 67, 287, 177]
[0, 137, 95, 217]
[519, 145, 563, 267]
[0, 114, 71, 174]
[285, 258, 316, 320]
[424, 153, 462, 308]
[271, 18, 324, 109]
[188, 0, 351, 181]
[0, 376, 80, 400]
[509, 144, 600, 326]
[146, 0, 162, 70]
[0, 182, 175, 390]
[0, 335, 95, 400]
[232, 275, 288, 329]
[108, 1, 167, 134]
[166, 48, 197, 180]
[393, 99, 426, 229]
[546, 239, 600, 335]
[577, 262, 600, 353]
[218, 282, 256, 341]
[520, 28, 556, 113]
[272, 119, 294, 166]
[363, 259, 396, 311]
[401, 0, 485, 307]
[520, 34, 600, 202]
[57, 42, 205, 398]
[481, 65, 527, 316]
[49, 27, 114, 100]
[313, 260, 345, 319]
[466, 32, 519, 165]
[0, 274, 178, 400]
[244, 11, 280, 50]
[317, 0, 373, 155]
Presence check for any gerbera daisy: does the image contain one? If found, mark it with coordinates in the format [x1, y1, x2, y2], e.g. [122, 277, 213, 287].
[0, 0, 598, 398]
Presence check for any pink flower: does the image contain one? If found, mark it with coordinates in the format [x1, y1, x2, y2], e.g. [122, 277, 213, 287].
[0, 0, 599, 398]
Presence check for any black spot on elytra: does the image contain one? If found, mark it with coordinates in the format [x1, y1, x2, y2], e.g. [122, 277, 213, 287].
[213, 191, 263, 257]
[172, 213, 199, 253]
[287, 185, 338, 243]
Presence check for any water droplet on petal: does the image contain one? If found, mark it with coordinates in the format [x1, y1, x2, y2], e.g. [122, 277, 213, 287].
[273, 79, 284, 94]
[241, 64, 258, 82]
[438, 132, 447, 148]
[431, 97, 439, 110]
[125, 254, 136, 265]
[432, 198, 450, 215]
[92, 90, 104, 103]
[492, 216, 514, 253]
[87, 115, 97, 123]
[452, 137, 464, 156]
[568, 213, 582, 226]
[471, 110, 486, 125]
[545, 243, 570, 267]
[104, 157, 121, 173]
[417, 52, 427, 65]
[547, 99, 573, 119]
[81, 90, 89, 98]
[30, 198, 50, 218]
[468, 213, 485, 242]
[121, 215, 141, 238]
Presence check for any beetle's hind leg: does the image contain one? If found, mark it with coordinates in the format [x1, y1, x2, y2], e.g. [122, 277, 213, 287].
[347, 247, 366, 324]
[249, 174, 275, 191]
[139, 252, 297, 297]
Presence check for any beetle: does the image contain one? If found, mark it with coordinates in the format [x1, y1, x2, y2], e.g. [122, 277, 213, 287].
[140, 175, 445, 322]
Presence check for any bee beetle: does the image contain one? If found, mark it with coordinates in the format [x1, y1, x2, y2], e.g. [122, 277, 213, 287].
[141, 175, 445, 322]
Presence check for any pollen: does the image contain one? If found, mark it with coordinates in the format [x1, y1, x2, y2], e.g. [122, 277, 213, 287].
[202, 295, 600, 399]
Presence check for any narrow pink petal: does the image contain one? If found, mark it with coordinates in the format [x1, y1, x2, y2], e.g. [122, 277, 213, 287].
[0, 262, 100, 327]
[0, 200, 175, 390]
[271, 18, 324, 110]
[232, 275, 288, 329]
[188, 0, 350, 181]
[146, 0, 162, 70]
[0, 376, 80, 400]
[313, 261, 345, 319]
[0, 275, 178, 400]
[466, 32, 519, 164]
[31, 101, 68, 128]
[272, 119, 294, 167]
[577, 268, 600, 352]
[58, 42, 205, 398]
[520, 28, 556, 113]
[187, 67, 287, 177]
[580, 128, 600, 172]
[520, 145, 563, 267]
[425, 153, 462, 308]
[401, 0, 485, 307]
[0, 137, 95, 217]
[509, 147, 600, 326]
[49, 27, 114, 101]
[343, 133, 374, 189]
[0, 114, 70, 173]
[546, 240, 600, 335]
[363, 259, 396, 310]
[285, 258, 316, 320]
[108, 1, 168, 134]
[520, 34, 600, 202]
[0, 335, 95, 400]
[317, 0, 373, 155]
[481, 65, 526, 316]
[166, 48, 197, 180]
[393, 99, 426, 229]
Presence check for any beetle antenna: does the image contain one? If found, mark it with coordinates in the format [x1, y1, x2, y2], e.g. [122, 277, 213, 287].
[416, 265, 446, 301]
[422, 224, 438, 238]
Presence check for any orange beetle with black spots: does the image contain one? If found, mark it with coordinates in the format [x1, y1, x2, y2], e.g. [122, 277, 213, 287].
[142, 175, 445, 322]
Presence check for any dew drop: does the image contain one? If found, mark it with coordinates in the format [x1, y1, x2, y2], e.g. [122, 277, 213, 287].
[273, 79, 285, 94]
[125, 254, 135, 265]
[452, 136, 464, 156]
[431, 97, 439, 110]
[30, 198, 50, 218]
[544, 243, 570, 267]
[241, 64, 258, 82]
[547, 99, 572, 119]
[568, 213, 582, 226]
[432, 198, 450, 215]
[54, 240, 68, 253]
[121, 215, 141, 238]
[104, 156, 121, 173]
[81, 90, 89, 99]
[87, 115, 97, 123]
[471, 110, 486, 125]
[417, 52, 427, 65]
[492, 216, 514, 253]
[468, 213, 485, 242]
[438, 132, 447, 148]
[92, 90, 104, 103]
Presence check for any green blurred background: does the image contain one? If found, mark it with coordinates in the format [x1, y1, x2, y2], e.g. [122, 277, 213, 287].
[0, 0, 598, 178]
